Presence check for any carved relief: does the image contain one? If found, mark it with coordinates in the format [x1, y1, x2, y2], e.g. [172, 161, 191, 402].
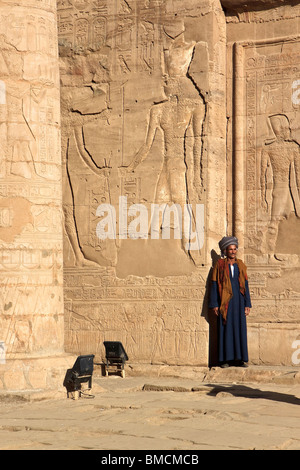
[0, 2, 64, 358]
[261, 114, 300, 252]
[239, 39, 300, 257]
[1, 0, 300, 373]
[60, 3, 208, 271]
[227, 17, 300, 366]
[122, 31, 206, 263]
[58, 0, 218, 365]
[58, 0, 108, 53]
[64, 268, 208, 364]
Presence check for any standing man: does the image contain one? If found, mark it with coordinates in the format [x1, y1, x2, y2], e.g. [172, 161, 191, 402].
[209, 236, 252, 368]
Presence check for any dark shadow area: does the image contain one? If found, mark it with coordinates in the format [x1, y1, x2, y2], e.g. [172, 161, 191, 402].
[201, 249, 221, 368]
[63, 368, 74, 396]
[94, 362, 107, 377]
[205, 384, 300, 406]
[221, 0, 300, 14]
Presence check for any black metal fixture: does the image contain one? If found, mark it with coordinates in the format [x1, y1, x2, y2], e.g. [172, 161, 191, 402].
[64, 354, 95, 399]
[103, 342, 128, 378]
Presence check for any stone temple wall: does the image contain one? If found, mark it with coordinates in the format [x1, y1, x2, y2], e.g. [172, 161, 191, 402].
[57, 0, 300, 367]
[59, 0, 227, 366]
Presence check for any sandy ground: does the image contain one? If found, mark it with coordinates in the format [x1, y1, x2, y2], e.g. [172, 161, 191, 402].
[0, 366, 300, 451]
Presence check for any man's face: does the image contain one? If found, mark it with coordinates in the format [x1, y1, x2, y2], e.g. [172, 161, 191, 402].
[226, 244, 237, 260]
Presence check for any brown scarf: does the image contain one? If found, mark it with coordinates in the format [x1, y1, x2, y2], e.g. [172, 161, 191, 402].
[211, 258, 248, 322]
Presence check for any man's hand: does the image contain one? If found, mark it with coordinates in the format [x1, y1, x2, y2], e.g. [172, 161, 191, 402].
[213, 307, 219, 317]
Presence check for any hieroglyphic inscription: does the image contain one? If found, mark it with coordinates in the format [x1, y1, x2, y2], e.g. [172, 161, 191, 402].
[58, 0, 162, 74]
[64, 267, 208, 364]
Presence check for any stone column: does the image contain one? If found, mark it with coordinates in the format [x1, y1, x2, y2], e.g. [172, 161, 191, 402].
[0, 0, 73, 391]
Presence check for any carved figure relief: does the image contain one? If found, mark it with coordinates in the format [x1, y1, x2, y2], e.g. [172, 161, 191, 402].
[61, 6, 207, 270]
[125, 37, 204, 189]
[0, 8, 61, 182]
[261, 114, 300, 252]
[242, 39, 300, 257]
[122, 30, 206, 263]
[59, 0, 212, 366]
[7, 84, 37, 180]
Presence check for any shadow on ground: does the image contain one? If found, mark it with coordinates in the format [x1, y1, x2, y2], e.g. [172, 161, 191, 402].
[204, 384, 300, 406]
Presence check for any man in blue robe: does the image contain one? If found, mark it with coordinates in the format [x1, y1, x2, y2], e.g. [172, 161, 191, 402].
[209, 236, 252, 368]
